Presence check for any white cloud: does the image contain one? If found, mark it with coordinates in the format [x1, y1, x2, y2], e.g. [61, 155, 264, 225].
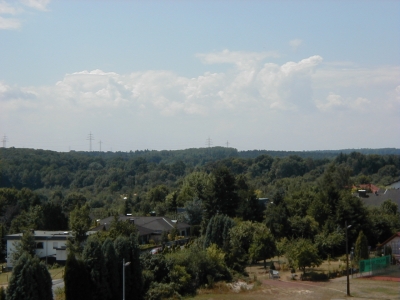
[196, 49, 280, 70]
[0, 1, 18, 14]
[20, 0, 51, 11]
[1, 52, 399, 138]
[0, 0, 50, 30]
[289, 38, 303, 51]
[0, 16, 20, 29]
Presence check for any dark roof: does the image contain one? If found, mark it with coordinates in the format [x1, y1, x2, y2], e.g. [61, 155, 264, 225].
[380, 232, 400, 246]
[93, 215, 190, 235]
[5, 230, 71, 240]
[358, 189, 400, 212]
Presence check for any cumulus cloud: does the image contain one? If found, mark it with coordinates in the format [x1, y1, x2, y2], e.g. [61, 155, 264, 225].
[289, 38, 303, 51]
[1, 52, 399, 124]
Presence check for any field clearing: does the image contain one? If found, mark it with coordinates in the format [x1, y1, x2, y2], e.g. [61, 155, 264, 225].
[192, 261, 400, 300]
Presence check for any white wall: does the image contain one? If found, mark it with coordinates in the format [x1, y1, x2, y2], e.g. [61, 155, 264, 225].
[6, 238, 67, 268]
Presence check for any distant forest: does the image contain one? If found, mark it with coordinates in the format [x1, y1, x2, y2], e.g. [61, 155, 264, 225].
[0, 146, 399, 248]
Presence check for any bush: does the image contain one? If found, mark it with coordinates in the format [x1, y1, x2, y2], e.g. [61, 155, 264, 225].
[301, 271, 329, 282]
[146, 282, 180, 300]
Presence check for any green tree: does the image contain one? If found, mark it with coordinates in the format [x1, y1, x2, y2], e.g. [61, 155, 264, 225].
[0, 286, 5, 300]
[7, 252, 53, 300]
[42, 201, 68, 230]
[249, 224, 276, 266]
[102, 238, 120, 300]
[354, 231, 369, 263]
[184, 197, 203, 225]
[8, 205, 44, 234]
[82, 236, 109, 300]
[62, 193, 87, 214]
[203, 214, 235, 250]
[128, 233, 144, 300]
[108, 215, 137, 239]
[202, 167, 239, 226]
[64, 253, 91, 300]
[68, 204, 91, 254]
[11, 229, 36, 264]
[286, 238, 322, 274]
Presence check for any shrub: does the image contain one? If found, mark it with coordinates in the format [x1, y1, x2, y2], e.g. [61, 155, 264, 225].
[301, 271, 329, 281]
[146, 282, 180, 300]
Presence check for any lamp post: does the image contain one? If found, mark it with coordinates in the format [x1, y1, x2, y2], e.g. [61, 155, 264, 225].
[123, 258, 131, 300]
[345, 221, 352, 296]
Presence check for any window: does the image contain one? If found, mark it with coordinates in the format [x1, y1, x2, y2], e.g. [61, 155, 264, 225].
[36, 242, 43, 249]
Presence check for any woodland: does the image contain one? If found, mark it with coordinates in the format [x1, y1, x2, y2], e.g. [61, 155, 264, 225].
[0, 147, 399, 300]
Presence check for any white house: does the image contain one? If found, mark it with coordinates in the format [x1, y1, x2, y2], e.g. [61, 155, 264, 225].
[5, 230, 71, 268]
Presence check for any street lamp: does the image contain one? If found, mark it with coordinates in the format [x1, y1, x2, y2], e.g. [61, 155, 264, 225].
[345, 221, 352, 296]
[123, 258, 131, 300]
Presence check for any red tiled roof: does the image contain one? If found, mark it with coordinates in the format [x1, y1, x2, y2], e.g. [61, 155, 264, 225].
[353, 183, 380, 194]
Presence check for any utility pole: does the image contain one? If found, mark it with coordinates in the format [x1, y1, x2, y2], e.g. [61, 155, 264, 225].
[1, 135, 7, 148]
[346, 221, 352, 296]
[87, 132, 94, 152]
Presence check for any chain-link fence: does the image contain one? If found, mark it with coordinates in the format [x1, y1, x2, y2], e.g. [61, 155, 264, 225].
[359, 255, 391, 276]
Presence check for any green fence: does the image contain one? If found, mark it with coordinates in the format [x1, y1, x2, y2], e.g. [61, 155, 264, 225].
[359, 255, 391, 275]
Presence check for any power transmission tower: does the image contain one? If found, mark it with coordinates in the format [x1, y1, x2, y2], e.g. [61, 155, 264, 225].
[205, 137, 212, 148]
[226, 141, 229, 148]
[205, 137, 212, 157]
[1, 135, 8, 148]
[98, 140, 102, 152]
[87, 132, 94, 152]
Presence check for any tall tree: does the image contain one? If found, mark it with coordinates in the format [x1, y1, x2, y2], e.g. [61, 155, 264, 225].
[203, 214, 235, 250]
[286, 238, 322, 274]
[249, 224, 276, 266]
[354, 231, 369, 263]
[64, 253, 91, 300]
[82, 236, 110, 300]
[68, 204, 91, 255]
[128, 233, 144, 300]
[102, 238, 120, 300]
[7, 252, 53, 300]
[11, 229, 36, 264]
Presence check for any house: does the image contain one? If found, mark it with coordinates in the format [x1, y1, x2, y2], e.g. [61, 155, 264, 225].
[92, 215, 191, 244]
[379, 232, 400, 261]
[5, 230, 70, 268]
[355, 188, 400, 212]
[387, 179, 400, 190]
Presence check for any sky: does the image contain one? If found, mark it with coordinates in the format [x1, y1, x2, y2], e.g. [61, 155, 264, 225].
[0, 0, 399, 152]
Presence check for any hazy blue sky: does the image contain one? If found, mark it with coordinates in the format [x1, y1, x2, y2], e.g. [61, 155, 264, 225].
[1, 0, 399, 152]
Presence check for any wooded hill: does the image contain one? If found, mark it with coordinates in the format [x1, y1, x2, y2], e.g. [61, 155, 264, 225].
[1, 147, 399, 299]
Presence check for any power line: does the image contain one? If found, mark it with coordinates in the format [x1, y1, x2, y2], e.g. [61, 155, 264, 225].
[87, 132, 94, 152]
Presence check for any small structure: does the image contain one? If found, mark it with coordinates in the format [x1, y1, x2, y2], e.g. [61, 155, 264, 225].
[5, 230, 71, 268]
[379, 232, 400, 261]
[92, 215, 191, 244]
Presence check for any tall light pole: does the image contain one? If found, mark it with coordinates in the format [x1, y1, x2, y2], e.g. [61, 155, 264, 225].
[345, 221, 352, 296]
[123, 258, 131, 300]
